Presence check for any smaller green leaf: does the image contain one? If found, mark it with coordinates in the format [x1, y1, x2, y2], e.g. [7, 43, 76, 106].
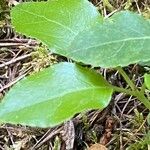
[144, 74, 150, 89]
[0, 63, 113, 127]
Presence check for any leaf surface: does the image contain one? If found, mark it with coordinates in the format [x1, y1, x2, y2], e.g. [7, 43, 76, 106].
[144, 74, 150, 90]
[0, 63, 113, 127]
[11, 0, 102, 52]
[11, 1, 150, 68]
[68, 11, 150, 67]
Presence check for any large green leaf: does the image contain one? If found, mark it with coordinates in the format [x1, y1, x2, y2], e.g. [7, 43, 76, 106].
[11, 0, 102, 52]
[11, 0, 150, 68]
[144, 74, 150, 90]
[0, 63, 113, 127]
[68, 12, 150, 67]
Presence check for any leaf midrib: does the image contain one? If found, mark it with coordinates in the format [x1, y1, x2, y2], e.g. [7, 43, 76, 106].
[1, 86, 112, 115]
[16, 7, 77, 35]
[68, 36, 150, 55]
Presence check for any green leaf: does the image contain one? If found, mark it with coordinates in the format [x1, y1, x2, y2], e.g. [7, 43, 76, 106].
[0, 63, 113, 127]
[144, 74, 150, 90]
[68, 11, 150, 67]
[11, 0, 102, 52]
[11, 1, 150, 68]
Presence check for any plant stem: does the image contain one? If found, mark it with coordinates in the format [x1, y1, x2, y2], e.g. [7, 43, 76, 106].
[111, 85, 150, 110]
[110, 85, 136, 96]
[140, 83, 146, 95]
[136, 91, 150, 110]
[111, 67, 150, 110]
[116, 66, 136, 91]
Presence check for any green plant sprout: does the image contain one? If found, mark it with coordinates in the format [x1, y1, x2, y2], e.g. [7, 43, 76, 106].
[0, 0, 149, 128]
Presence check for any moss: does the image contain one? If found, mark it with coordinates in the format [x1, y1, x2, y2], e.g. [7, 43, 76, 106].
[0, 0, 9, 20]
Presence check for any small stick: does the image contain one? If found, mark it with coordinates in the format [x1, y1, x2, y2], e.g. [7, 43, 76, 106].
[0, 73, 26, 92]
[0, 53, 32, 68]
[0, 43, 28, 47]
[32, 127, 63, 150]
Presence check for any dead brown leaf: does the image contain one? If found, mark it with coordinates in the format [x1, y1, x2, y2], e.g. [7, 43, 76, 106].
[89, 144, 107, 150]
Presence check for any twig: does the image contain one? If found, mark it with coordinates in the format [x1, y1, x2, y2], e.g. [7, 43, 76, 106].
[134, 0, 141, 15]
[0, 73, 26, 92]
[0, 43, 29, 47]
[123, 116, 148, 148]
[0, 53, 32, 68]
[104, 9, 119, 18]
[32, 127, 63, 150]
[0, 38, 38, 45]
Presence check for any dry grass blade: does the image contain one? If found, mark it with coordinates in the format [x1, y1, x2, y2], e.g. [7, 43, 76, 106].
[0, 53, 32, 68]
[32, 127, 63, 149]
